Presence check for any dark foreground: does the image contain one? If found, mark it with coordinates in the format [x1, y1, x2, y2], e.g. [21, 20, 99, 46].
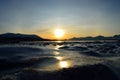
[0, 41, 120, 80]
[0, 64, 119, 80]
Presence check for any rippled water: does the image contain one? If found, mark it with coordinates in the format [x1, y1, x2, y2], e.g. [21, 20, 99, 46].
[0, 41, 120, 80]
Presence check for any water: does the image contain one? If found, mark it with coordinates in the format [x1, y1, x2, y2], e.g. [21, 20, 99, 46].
[0, 40, 120, 80]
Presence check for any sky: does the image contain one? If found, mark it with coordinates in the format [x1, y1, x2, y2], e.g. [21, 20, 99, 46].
[0, 0, 120, 39]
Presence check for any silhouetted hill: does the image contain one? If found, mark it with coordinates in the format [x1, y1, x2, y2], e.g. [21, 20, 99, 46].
[70, 35, 120, 40]
[0, 33, 47, 43]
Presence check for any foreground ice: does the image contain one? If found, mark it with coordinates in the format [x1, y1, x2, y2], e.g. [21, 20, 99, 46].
[0, 41, 120, 80]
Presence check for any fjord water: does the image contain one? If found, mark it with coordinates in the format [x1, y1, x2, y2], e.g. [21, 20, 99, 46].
[0, 41, 120, 80]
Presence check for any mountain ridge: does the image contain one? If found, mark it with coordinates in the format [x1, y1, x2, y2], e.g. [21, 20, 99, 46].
[70, 35, 120, 40]
[0, 33, 120, 43]
[0, 33, 47, 43]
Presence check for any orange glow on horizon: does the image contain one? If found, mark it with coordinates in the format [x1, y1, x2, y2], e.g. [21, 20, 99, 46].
[38, 33, 74, 40]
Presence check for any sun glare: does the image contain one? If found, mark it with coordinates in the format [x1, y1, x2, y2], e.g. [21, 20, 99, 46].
[54, 29, 64, 39]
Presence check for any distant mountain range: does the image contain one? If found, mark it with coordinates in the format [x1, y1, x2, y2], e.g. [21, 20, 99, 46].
[0, 33, 120, 43]
[0, 33, 48, 43]
[70, 35, 120, 40]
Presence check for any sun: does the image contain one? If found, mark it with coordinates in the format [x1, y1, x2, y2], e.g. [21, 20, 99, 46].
[54, 29, 64, 39]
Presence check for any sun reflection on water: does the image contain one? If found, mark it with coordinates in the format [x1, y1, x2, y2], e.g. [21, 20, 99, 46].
[59, 61, 70, 68]
[54, 44, 63, 50]
[55, 56, 63, 60]
[54, 51, 60, 55]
